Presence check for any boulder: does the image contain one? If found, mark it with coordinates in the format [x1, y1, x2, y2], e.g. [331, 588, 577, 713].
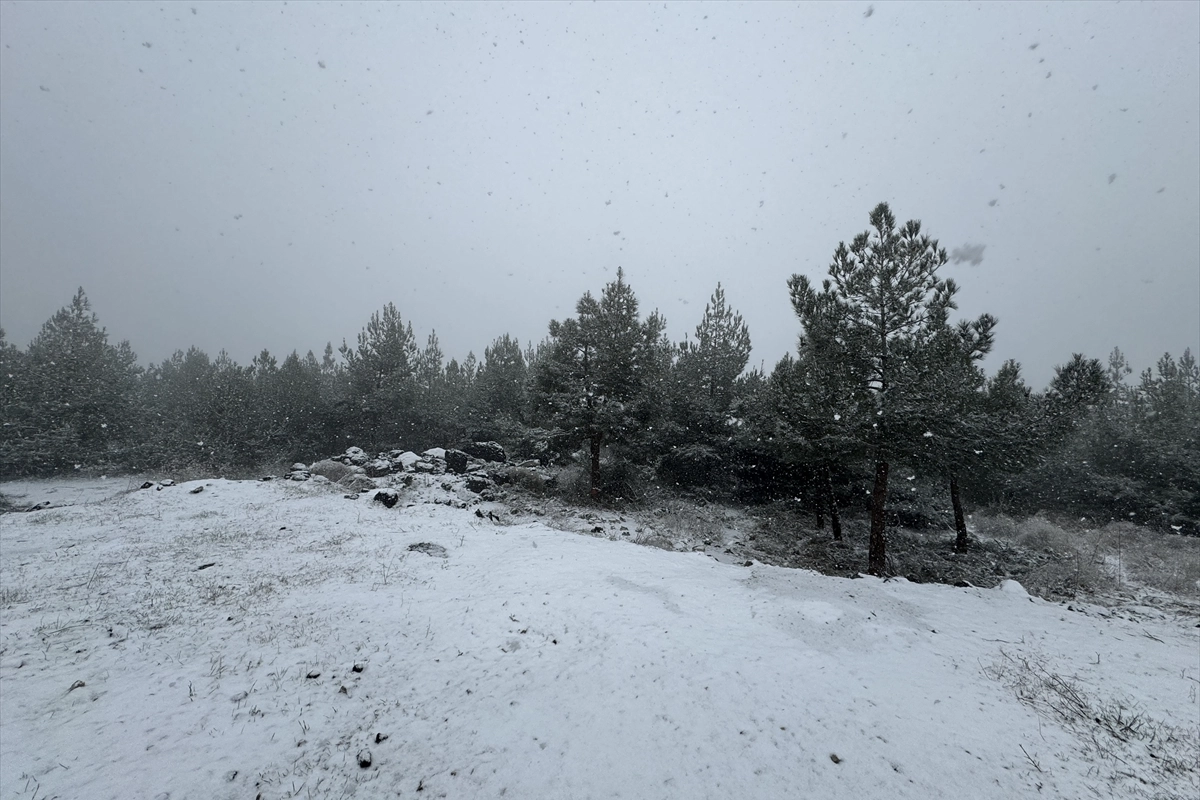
[422, 447, 447, 460]
[372, 489, 400, 508]
[464, 474, 494, 494]
[396, 451, 421, 470]
[413, 460, 436, 473]
[461, 441, 507, 463]
[291, 462, 308, 471]
[344, 447, 369, 467]
[340, 474, 377, 492]
[365, 459, 393, 478]
[444, 449, 470, 474]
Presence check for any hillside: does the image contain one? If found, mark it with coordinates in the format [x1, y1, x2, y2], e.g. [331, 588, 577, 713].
[1, 475, 1196, 799]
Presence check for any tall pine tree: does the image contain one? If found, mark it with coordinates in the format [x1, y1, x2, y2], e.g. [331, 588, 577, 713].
[789, 203, 993, 575]
[532, 268, 669, 498]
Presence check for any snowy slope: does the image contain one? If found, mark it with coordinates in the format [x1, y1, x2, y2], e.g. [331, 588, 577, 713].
[1, 478, 1196, 799]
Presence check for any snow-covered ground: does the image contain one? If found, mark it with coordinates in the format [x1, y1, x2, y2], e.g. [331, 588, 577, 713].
[1, 477, 1196, 799]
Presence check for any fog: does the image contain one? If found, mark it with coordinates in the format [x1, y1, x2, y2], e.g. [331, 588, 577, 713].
[2, 1, 1197, 385]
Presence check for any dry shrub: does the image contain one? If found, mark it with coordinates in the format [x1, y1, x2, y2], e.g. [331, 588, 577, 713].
[1020, 549, 1114, 599]
[635, 532, 680, 552]
[309, 459, 356, 482]
[975, 513, 1200, 599]
[1090, 521, 1200, 597]
[507, 466, 552, 496]
[975, 513, 1075, 553]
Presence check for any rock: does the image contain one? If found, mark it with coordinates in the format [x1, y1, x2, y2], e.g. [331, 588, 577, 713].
[352, 663, 365, 673]
[365, 459, 393, 478]
[287, 470, 310, 481]
[340, 475, 377, 493]
[159, 479, 175, 487]
[291, 462, 307, 471]
[395, 451, 421, 470]
[189, 485, 204, 494]
[413, 460, 435, 473]
[373, 489, 400, 509]
[464, 475, 494, 494]
[357, 749, 372, 768]
[344, 447, 368, 466]
[310, 459, 355, 482]
[306, 670, 320, 679]
[374, 732, 388, 743]
[408, 542, 448, 558]
[445, 449, 470, 474]
[422, 447, 446, 460]
[462, 441, 507, 463]
[998, 579, 1029, 597]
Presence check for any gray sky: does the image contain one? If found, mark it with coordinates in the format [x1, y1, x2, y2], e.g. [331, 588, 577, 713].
[2, 1, 1197, 388]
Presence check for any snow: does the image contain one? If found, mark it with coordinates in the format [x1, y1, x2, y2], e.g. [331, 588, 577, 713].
[1, 477, 1196, 799]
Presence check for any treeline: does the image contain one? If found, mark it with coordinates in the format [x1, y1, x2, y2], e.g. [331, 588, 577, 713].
[2, 204, 1197, 564]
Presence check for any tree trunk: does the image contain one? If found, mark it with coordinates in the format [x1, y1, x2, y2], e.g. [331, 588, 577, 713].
[825, 465, 842, 541]
[950, 474, 969, 553]
[868, 460, 889, 576]
[589, 432, 602, 500]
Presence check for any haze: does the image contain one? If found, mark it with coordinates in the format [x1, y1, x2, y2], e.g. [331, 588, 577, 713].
[1, 0, 1197, 386]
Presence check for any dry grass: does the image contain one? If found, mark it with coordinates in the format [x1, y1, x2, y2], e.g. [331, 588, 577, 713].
[985, 648, 1199, 799]
[975, 513, 1200, 599]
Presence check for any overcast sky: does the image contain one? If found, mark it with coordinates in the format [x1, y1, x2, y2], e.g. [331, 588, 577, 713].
[1, 1, 1197, 387]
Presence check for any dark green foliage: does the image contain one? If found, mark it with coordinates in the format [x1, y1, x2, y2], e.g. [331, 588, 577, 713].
[530, 268, 670, 498]
[658, 284, 753, 489]
[3, 275, 1192, 546]
[1012, 349, 1200, 532]
[472, 334, 528, 423]
[0, 290, 141, 474]
[787, 203, 995, 573]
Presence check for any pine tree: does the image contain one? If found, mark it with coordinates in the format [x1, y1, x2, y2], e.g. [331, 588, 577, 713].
[909, 315, 996, 551]
[788, 203, 990, 575]
[11, 289, 141, 472]
[675, 283, 752, 423]
[339, 303, 419, 448]
[473, 334, 528, 422]
[531, 268, 669, 498]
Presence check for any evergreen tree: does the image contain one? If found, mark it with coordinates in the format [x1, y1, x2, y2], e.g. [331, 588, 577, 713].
[675, 284, 752, 426]
[788, 203, 991, 575]
[908, 315, 996, 551]
[660, 284, 752, 488]
[473, 334, 528, 423]
[4, 289, 141, 473]
[339, 303, 419, 449]
[531, 268, 669, 498]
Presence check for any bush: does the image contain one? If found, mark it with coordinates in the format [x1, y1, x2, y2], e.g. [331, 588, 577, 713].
[309, 459, 357, 482]
[657, 444, 723, 488]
